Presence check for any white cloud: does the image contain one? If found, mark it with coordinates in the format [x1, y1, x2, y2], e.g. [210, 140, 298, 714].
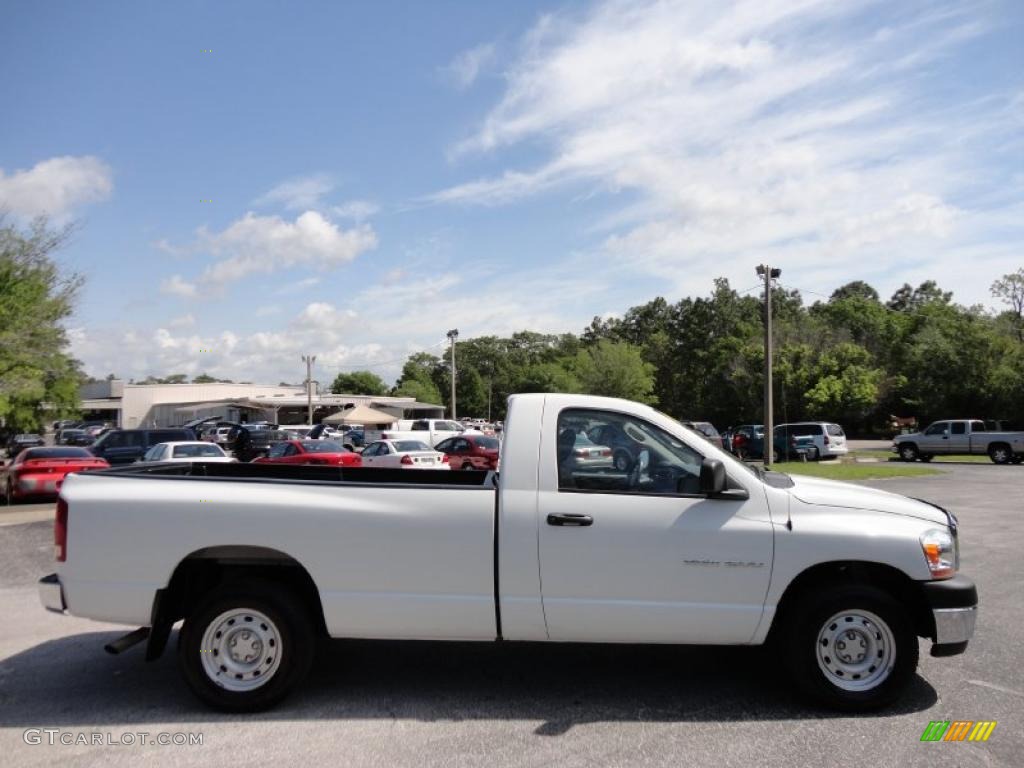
[195, 210, 377, 285]
[331, 200, 380, 220]
[168, 313, 196, 328]
[276, 276, 321, 295]
[443, 43, 496, 89]
[160, 275, 198, 298]
[254, 174, 334, 210]
[433, 0, 1019, 304]
[0, 155, 112, 219]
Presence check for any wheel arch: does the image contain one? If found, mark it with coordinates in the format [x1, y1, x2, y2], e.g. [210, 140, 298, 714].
[765, 560, 934, 644]
[146, 545, 327, 661]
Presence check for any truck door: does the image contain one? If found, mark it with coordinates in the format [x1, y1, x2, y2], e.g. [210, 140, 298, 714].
[947, 421, 969, 453]
[920, 421, 950, 453]
[536, 406, 773, 644]
[968, 421, 987, 454]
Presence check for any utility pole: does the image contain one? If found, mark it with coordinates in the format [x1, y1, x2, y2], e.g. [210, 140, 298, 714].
[756, 265, 781, 468]
[446, 329, 459, 420]
[301, 354, 316, 426]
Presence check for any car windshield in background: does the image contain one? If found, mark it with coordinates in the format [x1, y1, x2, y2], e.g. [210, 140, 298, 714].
[172, 444, 223, 458]
[394, 441, 431, 452]
[300, 441, 346, 453]
[474, 437, 500, 450]
[20, 447, 93, 459]
[62, 429, 86, 437]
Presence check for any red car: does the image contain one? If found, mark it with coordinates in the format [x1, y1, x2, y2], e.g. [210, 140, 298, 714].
[434, 434, 500, 470]
[3, 446, 109, 504]
[251, 440, 362, 467]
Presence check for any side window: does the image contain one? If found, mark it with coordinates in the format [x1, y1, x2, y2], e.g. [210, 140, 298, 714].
[412, 421, 428, 431]
[267, 443, 287, 458]
[143, 446, 160, 461]
[970, 421, 986, 433]
[951, 422, 966, 435]
[283, 444, 299, 457]
[924, 422, 948, 436]
[557, 408, 705, 495]
[435, 439, 451, 452]
[362, 444, 377, 457]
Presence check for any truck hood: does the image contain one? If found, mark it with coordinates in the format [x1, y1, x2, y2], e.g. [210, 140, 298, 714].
[787, 474, 949, 526]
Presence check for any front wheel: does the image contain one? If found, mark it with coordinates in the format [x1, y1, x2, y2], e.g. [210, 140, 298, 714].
[898, 444, 919, 462]
[782, 584, 917, 711]
[178, 582, 315, 712]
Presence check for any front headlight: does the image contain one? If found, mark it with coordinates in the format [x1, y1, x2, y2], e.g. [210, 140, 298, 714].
[920, 528, 957, 578]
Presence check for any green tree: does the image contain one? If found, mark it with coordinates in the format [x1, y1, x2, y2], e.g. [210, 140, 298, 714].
[991, 268, 1024, 341]
[574, 340, 656, 404]
[0, 218, 83, 431]
[330, 370, 388, 396]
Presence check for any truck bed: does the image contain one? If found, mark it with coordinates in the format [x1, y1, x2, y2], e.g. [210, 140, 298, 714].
[94, 461, 496, 488]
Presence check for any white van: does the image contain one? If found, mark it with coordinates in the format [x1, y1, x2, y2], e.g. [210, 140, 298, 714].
[775, 422, 848, 459]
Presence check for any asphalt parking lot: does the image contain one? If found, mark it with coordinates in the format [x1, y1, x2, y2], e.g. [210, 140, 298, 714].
[1, 463, 1021, 767]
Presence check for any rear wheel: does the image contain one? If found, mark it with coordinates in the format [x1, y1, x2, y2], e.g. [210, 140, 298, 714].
[989, 445, 1012, 465]
[806, 446, 820, 461]
[898, 444, 919, 462]
[782, 584, 917, 711]
[177, 582, 314, 712]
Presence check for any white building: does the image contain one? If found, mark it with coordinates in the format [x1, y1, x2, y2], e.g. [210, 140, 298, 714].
[79, 380, 443, 428]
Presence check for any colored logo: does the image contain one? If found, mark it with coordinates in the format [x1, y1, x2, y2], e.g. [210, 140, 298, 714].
[920, 721, 996, 742]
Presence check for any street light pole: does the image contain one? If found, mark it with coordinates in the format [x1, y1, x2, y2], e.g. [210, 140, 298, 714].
[302, 354, 316, 426]
[446, 329, 459, 420]
[756, 265, 781, 468]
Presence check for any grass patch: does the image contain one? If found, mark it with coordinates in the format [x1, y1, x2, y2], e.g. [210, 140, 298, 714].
[849, 449, 992, 464]
[770, 462, 942, 480]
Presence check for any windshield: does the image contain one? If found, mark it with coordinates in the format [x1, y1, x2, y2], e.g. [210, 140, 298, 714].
[172, 444, 224, 458]
[300, 441, 347, 453]
[394, 440, 431, 452]
[21, 447, 93, 460]
[473, 436, 500, 450]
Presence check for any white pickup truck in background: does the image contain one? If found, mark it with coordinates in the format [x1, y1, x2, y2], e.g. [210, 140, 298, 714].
[893, 419, 1024, 464]
[366, 418, 464, 447]
[39, 393, 977, 713]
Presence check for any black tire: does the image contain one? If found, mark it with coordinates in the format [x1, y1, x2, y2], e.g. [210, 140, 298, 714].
[806, 446, 819, 462]
[462, 461, 475, 470]
[782, 584, 918, 712]
[898, 444, 919, 462]
[612, 449, 634, 472]
[989, 444, 1012, 465]
[177, 581, 315, 712]
[919, 454, 933, 463]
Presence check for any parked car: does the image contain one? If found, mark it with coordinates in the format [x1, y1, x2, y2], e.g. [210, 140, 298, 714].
[5, 433, 45, 458]
[680, 421, 725, 450]
[893, 420, 1024, 464]
[229, 428, 294, 463]
[89, 428, 197, 465]
[142, 442, 237, 463]
[3, 447, 108, 504]
[587, 421, 644, 471]
[775, 422, 848, 460]
[252, 440, 362, 467]
[729, 424, 764, 459]
[41, 392, 976, 713]
[434, 434, 501, 470]
[555, 429, 614, 473]
[360, 440, 449, 469]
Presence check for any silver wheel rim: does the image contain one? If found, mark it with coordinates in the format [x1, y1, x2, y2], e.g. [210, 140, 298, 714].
[816, 608, 895, 692]
[199, 608, 283, 692]
[901, 447, 915, 460]
[993, 448, 1007, 462]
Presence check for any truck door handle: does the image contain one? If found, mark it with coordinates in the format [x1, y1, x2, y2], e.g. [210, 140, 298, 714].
[547, 513, 593, 527]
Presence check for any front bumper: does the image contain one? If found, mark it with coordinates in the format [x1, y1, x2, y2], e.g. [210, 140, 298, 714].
[39, 573, 66, 614]
[922, 574, 977, 656]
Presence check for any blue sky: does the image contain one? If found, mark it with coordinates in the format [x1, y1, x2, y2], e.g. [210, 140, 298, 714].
[2, 0, 1022, 386]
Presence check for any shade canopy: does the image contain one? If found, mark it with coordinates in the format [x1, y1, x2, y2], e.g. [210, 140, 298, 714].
[322, 403, 397, 426]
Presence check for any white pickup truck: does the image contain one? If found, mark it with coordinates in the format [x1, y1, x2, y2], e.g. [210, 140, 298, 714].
[893, 419, 1024, 464]
[39, 393, 977, 713]
[366, 418, 464, 448]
